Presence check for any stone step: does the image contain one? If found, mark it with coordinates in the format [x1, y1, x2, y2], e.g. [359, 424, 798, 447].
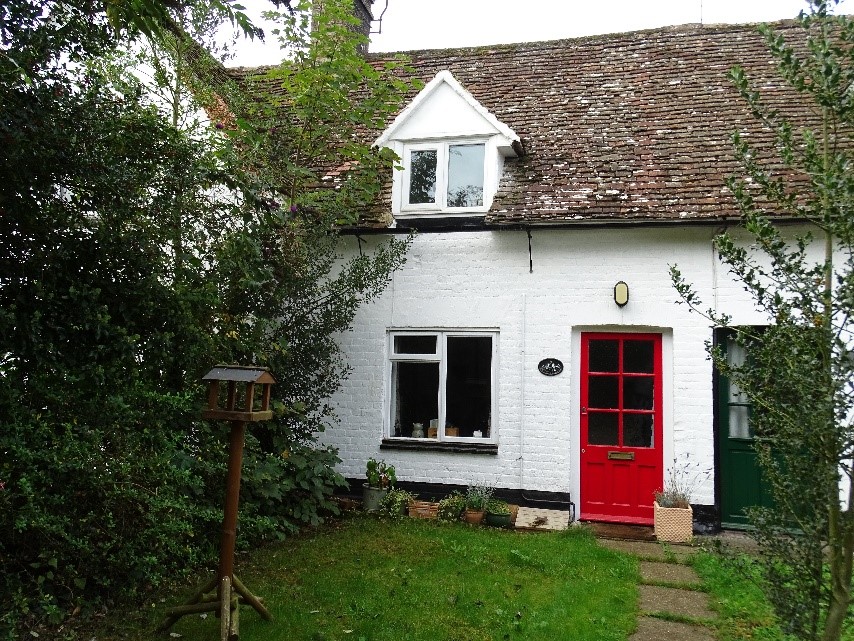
[638, 584, 716, 621]
[629, 616, 716, 641]
[598, 538, 698, 562]
[639, 560, 702, 587]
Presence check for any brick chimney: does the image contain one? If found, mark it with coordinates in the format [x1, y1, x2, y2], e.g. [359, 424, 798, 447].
[312, 0, 375, 54]
[352, 0, 374, 44]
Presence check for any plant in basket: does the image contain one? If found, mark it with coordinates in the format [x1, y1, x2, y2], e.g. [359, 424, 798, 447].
[653, 457, 708, 543]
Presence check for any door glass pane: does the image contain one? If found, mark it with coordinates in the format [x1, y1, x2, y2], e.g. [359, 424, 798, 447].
[728, 377, 748, 404]
[391, 361, 438, 437]
[589, 340, 618, 372]
[624, 340, 654, 373]
[623, 377, 653, 409]
[729, 405, 751, 439]
[446, 144, 484, 207]
[588, 413, 619, 445]
[726, 337, 751, 438]
[394, 335, 437, 355]
[624, 414, 654, 447]
[588, 376, 618, 409]
[409, 149, 437, 204]
[446, 336, 492, 438]
[726, 337, 747, 367]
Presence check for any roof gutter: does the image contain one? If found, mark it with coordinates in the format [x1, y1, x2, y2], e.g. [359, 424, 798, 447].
[340, 216, 814, 235]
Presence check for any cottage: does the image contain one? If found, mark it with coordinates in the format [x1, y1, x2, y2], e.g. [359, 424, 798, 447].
[233, 7, 822, 530]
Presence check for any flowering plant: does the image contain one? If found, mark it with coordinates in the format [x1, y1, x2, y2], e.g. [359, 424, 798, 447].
[365, 458, 396, 489]
[654, 457, 709, 508]
[465, 483, 494, 511]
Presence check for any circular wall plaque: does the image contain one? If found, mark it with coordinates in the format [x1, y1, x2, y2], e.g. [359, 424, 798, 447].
[538, 358, 564, 376]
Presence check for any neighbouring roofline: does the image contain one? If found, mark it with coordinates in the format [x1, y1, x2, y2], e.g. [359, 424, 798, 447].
[363, 18, 801, 57]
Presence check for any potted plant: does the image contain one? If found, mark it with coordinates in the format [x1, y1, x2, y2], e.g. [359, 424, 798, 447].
[484, 498, 512, 528]
[379, 487, 415, 519]
[653, 460, 702, 543]
[463, 484, 493, 524]
[363, 458, 396, 512]
[437, 492, 466, 522]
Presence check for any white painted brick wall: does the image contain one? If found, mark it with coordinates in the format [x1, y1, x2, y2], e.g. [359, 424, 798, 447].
[321, 225, 816, 510]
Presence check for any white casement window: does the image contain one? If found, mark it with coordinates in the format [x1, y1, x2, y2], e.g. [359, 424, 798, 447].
[387, 330, 497, 442]
[403, 141, 487, 212]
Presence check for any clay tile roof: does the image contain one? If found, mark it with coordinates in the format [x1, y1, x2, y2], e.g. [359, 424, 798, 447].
[230, 20, 818, 227]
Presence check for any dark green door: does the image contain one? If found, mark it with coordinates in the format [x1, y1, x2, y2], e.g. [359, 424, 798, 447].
[716, 330, 773, 528]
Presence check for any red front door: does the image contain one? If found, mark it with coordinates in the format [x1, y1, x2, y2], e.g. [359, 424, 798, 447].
[580, 333, 663, 524]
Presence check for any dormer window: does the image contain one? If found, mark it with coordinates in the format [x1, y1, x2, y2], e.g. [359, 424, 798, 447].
[405, 141, 486, 211]
[375, 70, 521, 220]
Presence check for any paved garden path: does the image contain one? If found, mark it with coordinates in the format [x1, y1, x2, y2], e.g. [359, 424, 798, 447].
[506, 508, 726, 639]
[598, 539, 717, 641]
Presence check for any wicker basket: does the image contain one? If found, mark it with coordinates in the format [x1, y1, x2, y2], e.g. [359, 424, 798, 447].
[653, 501, 693, 543]
[408, 501, 439, 519]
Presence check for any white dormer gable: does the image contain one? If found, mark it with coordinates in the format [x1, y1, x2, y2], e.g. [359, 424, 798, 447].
[375, 70, 520, 219]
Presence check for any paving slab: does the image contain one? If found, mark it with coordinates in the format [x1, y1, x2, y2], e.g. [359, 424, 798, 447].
[639, 561, 701, 586]
[638, 584, 716, 620]
[629, 616, 716, 641]
[700, 530, 761, 554]
[514, 507, 570, 531]
[597, 539, 697, 561]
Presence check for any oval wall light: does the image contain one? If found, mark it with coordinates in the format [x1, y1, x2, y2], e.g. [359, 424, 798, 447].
[614, 281, 629, 307]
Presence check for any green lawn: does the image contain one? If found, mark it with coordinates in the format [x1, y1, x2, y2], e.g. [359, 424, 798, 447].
[692, 549, 854, 641]
[691, 550, 788, 641]
[127, 516, 639, 641]
[81, 516, 848, 641]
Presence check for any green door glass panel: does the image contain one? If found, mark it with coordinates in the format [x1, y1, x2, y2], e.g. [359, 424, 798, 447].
[717, 330, 774, 528]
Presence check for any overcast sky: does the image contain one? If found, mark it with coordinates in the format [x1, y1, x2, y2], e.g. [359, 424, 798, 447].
[228, 0, 853, 67]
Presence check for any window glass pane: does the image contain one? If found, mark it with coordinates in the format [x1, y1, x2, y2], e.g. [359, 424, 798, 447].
[446, 144, 484, 207]
[394, 335, 437, 355]
[729, 405, 751, 439]
[624, 340, 654, 373]
[445, 336, 492, 437]
[391, 361, 438, 437]
[588, 413, 619, 445]
[409, 149, 437, 204]
[623, 377, 653, 410]
[623, 414, 654, 447]
[588, 376, 618, 409]
[589, 340, 618, 372]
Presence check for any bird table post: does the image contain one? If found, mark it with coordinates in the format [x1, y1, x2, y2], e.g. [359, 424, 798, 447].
[157, 365, 276, 641]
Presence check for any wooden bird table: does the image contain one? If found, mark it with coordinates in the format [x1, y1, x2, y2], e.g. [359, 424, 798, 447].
[158, 366, 276, 640]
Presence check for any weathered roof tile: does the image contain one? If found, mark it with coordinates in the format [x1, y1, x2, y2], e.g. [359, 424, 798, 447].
[231, 20, 818, 226]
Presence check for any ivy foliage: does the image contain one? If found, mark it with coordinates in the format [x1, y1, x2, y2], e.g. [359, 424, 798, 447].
[0, 0, 411, 636]
[671, 2, 854, 639]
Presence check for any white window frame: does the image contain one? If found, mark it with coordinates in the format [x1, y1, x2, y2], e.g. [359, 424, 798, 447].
[400, 139, 489, 214]
[386, 330, 498, 443]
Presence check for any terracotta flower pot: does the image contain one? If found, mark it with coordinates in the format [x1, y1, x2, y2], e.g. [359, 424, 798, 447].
[463, 508, 485, 524]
